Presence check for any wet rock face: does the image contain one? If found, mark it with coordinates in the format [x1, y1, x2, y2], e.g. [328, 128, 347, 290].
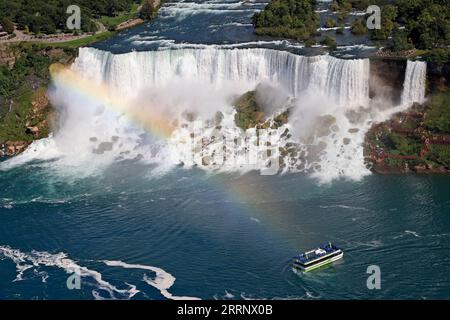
[0, 141, 30, 157]
[369, 59, 406, 106]
[0, 44, 18, 67]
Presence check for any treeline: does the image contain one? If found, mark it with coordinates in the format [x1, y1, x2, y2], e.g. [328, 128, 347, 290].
[330, 0, 449, 51]
[252, 0, 449, 55]
[252, 0, 319, 40]
[0, 0, 141, 34]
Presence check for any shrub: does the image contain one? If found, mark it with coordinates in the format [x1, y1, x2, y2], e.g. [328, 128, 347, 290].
[351, 19, 367, 36]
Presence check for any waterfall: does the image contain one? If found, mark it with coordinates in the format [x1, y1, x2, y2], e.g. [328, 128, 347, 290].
[401, 60, 427, 106]
[11, 47, 426, 182]
[74, 47, 370, 108]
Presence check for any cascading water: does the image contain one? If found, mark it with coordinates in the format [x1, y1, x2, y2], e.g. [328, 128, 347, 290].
[75, 47, 370, 108]
[66, 47, 374, 181]
[4, 47, 427, 182]
[401, 60, 427, 106]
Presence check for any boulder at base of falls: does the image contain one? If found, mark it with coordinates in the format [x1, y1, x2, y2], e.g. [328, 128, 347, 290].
[233, 91, 265, 130]
[233, 89, 290, 130]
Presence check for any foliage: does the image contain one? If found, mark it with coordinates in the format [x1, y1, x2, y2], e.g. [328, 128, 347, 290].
[0, 17, 15, 34]
[428, 145, 450, 168]
[425, 48, 450, 69]
[252, 0, 319, 40]
[393, 0, 450, 50]
[351, 19, 367, 36]
[305, 38, 316, 47]
[233, 91, 265, 130]
[0, 0, 142, 34]
[139, 0, 160, 20]
[336, 25, 345, 35]
[425, 92, 450, 133]
[370, 4, 397, 41]
[100, 3, 140, 30]
[0, 44, 76, 142]
[320, 36, 337, 50]
[386, 29, 414, 52]
[325, 18, 337, 28]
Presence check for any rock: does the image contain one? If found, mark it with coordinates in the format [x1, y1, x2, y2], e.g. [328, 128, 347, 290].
[202, 156, 212, 166]
[25, 126, 40, 137]
[315, 115, 336, 137]
[215, 111, 224, 126]
[93, 142, 114, 154]
[3, 141, 29, 156]
[234, 91, 264, 130]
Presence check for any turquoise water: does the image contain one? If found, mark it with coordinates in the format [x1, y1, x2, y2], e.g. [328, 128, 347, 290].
[1, 161, 450, 299]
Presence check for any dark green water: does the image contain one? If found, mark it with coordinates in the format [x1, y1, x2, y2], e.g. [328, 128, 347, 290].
[1, 161, 450, 299]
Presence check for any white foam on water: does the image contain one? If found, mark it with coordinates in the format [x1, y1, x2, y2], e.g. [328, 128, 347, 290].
[0, 246, 133, 299]
[0, 246, 194, 300]
[103, 260, 201, 300]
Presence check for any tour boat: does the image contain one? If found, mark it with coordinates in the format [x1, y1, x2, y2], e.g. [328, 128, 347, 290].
[293, 242, 343, 272]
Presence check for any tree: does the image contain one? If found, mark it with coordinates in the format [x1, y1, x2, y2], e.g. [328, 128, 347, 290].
[321, 36, 337, 50]
[139, 0, 158, 20]
[252, 0, 319, 40]
[371, 5, 397, 40]
[325, 18, 337, 28]
[0, 17, 14, 34]
[387, 29, 414, 52]
[351, 19, 367, 36]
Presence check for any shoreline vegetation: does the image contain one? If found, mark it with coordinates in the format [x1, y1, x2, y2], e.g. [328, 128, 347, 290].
[0, 0, 162, 157]
[364, 92, 450, 174]
[252, 0, 449, 58]
[0, 0, 162, 47]
[252, 0, 319, 41]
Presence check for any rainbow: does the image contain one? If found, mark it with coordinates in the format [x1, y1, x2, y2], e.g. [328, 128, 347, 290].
[50, 63, 175, 139]
[50, 63, 306, 252]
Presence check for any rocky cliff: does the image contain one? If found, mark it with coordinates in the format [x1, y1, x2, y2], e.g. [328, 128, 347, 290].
[0, 44, 76, 157]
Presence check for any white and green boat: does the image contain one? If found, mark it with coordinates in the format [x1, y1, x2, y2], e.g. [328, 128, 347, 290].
[293, 243, 343, 272]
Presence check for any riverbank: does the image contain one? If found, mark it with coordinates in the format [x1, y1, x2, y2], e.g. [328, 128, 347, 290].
[0, 1, 165, 157]
[364, 92, 450, 174]
[0, 44, 77, 157]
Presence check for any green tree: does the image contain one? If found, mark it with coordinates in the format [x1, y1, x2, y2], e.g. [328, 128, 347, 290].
[139, 0, 158, 20]
[321, 36, 337, 50]
[0, 17, 15, 34]
[371, 5, 397, 40]
[325, 18, 337, 28]
[351, 19, 367, 36]
[387, 29, 414, 52]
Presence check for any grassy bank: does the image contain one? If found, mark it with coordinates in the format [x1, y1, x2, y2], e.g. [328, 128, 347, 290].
[100, 3, 141, 30]
[40, 31, 116, 49]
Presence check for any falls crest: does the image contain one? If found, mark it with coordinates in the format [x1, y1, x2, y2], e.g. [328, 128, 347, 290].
[74, 47, 371, 108]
